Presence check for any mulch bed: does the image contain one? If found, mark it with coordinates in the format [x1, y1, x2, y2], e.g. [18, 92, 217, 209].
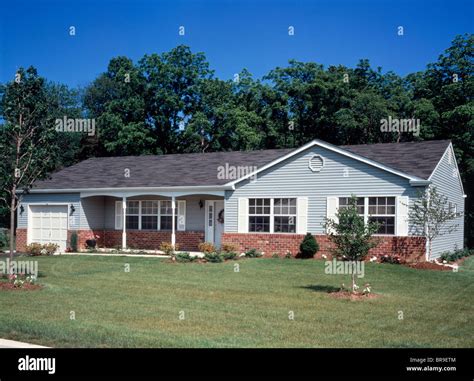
[0, 282, 42, 291]
[406, 262, 451, 271]
[328, 291, 379, 300]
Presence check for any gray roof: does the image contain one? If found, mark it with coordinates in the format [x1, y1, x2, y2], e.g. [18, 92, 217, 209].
[32, 140, 450, 190]
[341, 140, 451, 180]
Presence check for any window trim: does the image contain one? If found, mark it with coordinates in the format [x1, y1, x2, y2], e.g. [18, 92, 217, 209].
[121, 199, 177, 231]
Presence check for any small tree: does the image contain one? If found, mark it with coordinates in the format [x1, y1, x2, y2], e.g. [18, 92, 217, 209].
[0, 67, 65, 272]
[409, 186, 463, 260]
[299, 232, 319, 258]
[324, 196, 379, 292]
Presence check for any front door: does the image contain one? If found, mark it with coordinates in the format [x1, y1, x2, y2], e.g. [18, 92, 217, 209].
[205, 200, 224, 248]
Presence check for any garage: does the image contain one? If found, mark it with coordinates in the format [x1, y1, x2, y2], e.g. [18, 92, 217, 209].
[29, 205, 68, 252]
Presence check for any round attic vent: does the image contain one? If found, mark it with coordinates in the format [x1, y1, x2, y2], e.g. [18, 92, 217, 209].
[309, 155, 324, 172]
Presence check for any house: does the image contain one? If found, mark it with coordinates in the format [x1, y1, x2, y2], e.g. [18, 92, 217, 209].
[16, 139, 465, 261]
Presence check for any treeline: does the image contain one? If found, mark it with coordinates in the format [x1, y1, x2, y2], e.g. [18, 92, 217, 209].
[0, 34, 473, 245]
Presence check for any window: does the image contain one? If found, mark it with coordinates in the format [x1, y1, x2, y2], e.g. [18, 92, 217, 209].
[368, 197, 395, 235]
[339, 197, 365, 215]
[141, 201, 158, 230]
[273, 198, 296, 233]
[160, 200, 174, 230]
[126, 201, 139, 229]
[448, 202, 457, 214]
[249, 198, 270, 232]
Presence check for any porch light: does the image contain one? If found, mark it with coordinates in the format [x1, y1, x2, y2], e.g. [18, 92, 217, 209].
[19, 205, 24, 215]
[70, 205, 75, 216]
[199, 199, 204, 209]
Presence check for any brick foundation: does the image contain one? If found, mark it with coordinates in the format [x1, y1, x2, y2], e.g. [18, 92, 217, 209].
[98, 230, 204, 251]
[222, 233, 426, 262]
[15, 228, 27, 252]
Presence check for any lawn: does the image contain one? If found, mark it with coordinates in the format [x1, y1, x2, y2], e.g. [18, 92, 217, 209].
[0, 255, 473, 348]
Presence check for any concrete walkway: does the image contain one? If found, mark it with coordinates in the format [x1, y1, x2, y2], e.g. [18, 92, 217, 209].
[0, 338, 49, 348]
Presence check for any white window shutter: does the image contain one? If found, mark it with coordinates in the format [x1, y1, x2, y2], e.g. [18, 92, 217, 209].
[177, 200, 186, 231]
[326, 197, 339, 233]
[397, 196, 409, 236]
[238, 198, 248, 233]
[296, 197, 308, 234]
[115, 201, 123, 230]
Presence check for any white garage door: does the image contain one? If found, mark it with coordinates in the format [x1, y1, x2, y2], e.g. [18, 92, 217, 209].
[30, 205, 68, 252]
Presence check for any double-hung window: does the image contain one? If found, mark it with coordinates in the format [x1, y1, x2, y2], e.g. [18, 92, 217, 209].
[368, 196, 396, 235]
[141, 201, 158, 230]
[126, 201, 140, 229]
[249, 198, 271, 232]
[160, 200, 174, 230]
[273, 198, 297, 233]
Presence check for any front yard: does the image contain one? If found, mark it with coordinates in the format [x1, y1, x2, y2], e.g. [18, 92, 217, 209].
[0, 255, 473, 347]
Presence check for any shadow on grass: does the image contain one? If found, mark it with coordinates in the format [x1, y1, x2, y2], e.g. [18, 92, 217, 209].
[300, 284, 340, 293]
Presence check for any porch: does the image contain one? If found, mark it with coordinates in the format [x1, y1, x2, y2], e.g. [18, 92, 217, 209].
[75, 190, 225, 252]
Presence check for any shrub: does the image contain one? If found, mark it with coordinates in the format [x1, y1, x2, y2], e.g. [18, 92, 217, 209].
[42, 243, 59, 255]
[204, 252, 223, 263]
[0, 228, 9, 250]
[440, 248, 474, 262]
[272, 253, 279, 258]
[245, 248, 262, 258]
[221, 251, 237, 260]
[285, 251, 292, 259]
[25, 243, 58, 256]
[176, 252, 196, 263]
[70, 231, 78, 252]
[221, 243, 237, 253]
[198, 242, 215, 254]
[160, 242, 179, 256]
[299, 233, 319, 258]
[25, 243, 43, 256]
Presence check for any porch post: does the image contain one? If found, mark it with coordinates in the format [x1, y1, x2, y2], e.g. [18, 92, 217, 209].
[171, 196, 176, 247]
[122, 196, 127, 250]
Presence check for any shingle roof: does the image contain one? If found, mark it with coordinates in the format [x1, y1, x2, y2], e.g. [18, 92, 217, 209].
[341, 140, 451, 180]
[31, 140, 451, 190]
[32, 148, 295, 189]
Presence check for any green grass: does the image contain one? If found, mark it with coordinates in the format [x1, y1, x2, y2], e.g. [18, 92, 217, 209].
[0, 255, 473, 348]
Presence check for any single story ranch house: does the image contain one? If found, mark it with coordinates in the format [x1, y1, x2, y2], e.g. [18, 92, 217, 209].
[16, 139, 465, 260]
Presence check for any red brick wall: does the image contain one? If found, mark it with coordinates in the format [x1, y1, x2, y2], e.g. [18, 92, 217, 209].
[222, 233, 426, 261]
[101, 230, 204, 251]
[15, 228, 27, 252]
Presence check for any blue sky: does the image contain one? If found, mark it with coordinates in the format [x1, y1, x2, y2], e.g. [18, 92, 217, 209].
[0, 0, 472, 88]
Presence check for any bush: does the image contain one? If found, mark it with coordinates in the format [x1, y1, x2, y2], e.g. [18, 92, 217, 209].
[70, 231, 78, 252]
[160, 242, 179, 256]
[221, 251, 237, 260]
[25, 243, 58, 256]
[440, 248, 474, 262]
[245, 248, 262, 258]
[198, 242, 215, 254]
[0, 228, 9, 250]
[25, 243, 43, 256]
[204, 252, 223, 263]
[221, 243, 237, 253]
[299, 233, 319, 258]
[272, 253, 279, 258]
[176, 252, 196, 263]
[285, 251, 292, 259]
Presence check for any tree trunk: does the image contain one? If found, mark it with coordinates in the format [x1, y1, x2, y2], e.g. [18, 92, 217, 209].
[352, 271, 356, 293]
[9, 191, 16, 275]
